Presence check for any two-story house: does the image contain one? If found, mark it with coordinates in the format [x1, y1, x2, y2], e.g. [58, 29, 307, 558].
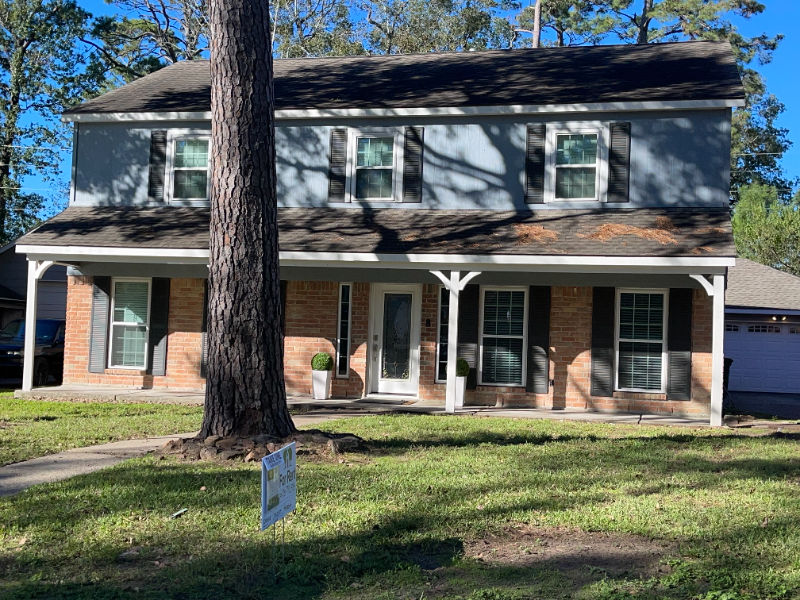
[15, 41, 743, 425]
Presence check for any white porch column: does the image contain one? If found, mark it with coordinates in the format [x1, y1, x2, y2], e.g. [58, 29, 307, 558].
[22, 260, 54, 391]
[445, 271, 461, 414]
[431, 270, 481, 414]
[710, 274, 726, 427]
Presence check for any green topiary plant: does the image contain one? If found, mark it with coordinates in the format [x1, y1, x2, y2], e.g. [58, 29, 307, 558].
[456, 357, 471, 377]
[311, 352, 334, 371]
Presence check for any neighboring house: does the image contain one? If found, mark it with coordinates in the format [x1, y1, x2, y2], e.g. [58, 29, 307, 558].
[724, 259, 800, 395]
[0, 240, 67, 328]
[16, 41, 743, 425]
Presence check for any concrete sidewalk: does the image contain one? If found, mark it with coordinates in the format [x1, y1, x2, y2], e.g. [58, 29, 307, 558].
[0, 408, 388, 498]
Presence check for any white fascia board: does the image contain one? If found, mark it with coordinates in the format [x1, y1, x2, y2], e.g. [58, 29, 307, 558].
[61, 99, 745, 123]
[16, 245, 209, 265]
[281, 252, 735, 274]
[725, 308, 800, 316]
[15, 245, 734, 273]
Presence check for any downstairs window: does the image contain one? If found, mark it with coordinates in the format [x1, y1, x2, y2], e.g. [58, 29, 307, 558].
[616, 290, 667, 392]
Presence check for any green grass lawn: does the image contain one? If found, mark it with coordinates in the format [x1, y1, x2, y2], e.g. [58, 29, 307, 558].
[0, 393, 203, 466]
[1, 414, 800, 599]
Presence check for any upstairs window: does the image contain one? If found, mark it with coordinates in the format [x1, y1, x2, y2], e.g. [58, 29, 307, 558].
[543, 123, 608, 203]
[166, 131, 211, 203]
[355, 136, 394, 199]
[555, 133, 598, 200]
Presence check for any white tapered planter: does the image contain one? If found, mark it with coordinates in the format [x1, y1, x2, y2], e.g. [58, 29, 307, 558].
[455, 375, 467, 408]
[312, 370, 332, 400]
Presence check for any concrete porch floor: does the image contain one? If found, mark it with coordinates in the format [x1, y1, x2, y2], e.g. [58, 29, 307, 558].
[13, 385, 712, 427]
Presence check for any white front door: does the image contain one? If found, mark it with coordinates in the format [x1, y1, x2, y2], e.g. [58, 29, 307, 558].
[369, 284, 421, 396]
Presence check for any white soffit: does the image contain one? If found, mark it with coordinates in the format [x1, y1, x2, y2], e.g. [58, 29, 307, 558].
[16, 245, 734, 274]
[61, 99, 746, 123]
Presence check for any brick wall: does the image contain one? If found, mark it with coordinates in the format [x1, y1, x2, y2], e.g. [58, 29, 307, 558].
[284, 281, 369, 398]
[457, 286, 713, 417]
[63, 276, 206, 390]
[64, 277, 714, 416]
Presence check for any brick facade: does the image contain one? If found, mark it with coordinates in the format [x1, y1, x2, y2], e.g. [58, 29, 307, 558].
[63, 276, 714, 417]
[64, 276, 205, 390]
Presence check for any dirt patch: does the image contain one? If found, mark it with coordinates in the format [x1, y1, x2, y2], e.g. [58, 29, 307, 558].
[465, 525, 676, 584]
[692, 246, 716, 254]
[578, 218, 679, 245]
[514, 223, 559, 244]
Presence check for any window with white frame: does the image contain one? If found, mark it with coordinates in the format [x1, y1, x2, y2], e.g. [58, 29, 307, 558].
[545, 124, 607, 203]
[336, 283, 352, 378]
[480, 288, 527, 386]
[109, 279, 151, 369]
[616, 290, 667, 392]
[555, 133, 598, 199]
[726, 323, 739, 332]
[169, 134, 210, 201]
[436, 287, 449, 382]
[347, 130, 401, 202]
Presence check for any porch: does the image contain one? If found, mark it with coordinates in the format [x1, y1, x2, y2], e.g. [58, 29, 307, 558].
[12, 385, 712, 427]
[14, 205, 734, 426]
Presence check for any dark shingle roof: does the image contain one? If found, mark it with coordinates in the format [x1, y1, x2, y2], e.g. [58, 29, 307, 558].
[65, 41, 743, 115]
[18, 206, 734, 258]
[726, 258, 800, 311]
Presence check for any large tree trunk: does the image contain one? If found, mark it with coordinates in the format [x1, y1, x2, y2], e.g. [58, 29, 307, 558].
[636, 0, 653, 44]
[531, 0, 541, 48]
[201, 0, 296, 438]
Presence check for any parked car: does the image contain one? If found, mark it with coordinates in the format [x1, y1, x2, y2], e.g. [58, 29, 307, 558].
[0, 319, 66, 385]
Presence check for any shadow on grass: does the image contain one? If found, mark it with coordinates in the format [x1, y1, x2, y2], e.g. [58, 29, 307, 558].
[2, 421, 800, 599]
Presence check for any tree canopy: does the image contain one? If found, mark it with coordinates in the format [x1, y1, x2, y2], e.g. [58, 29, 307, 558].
[732, 183, 800, 275]
[0, 0, 103, 244]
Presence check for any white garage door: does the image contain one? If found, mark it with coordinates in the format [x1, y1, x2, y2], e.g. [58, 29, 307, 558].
[724, 322, 800, 393]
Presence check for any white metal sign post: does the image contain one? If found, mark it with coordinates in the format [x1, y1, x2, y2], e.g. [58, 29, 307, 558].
[261, 442, 297, 581]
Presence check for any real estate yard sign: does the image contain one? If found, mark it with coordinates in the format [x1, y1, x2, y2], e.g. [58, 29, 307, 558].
[261, 442, 297, 531]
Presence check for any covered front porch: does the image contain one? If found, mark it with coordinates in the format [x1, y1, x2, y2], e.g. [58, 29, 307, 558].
[14, 205, 734, 426]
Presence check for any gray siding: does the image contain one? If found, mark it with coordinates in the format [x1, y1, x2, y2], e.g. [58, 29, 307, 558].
[72, 110, 731, 210]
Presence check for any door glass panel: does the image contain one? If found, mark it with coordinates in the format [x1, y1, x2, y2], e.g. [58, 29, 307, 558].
[382, 293, 412, 380]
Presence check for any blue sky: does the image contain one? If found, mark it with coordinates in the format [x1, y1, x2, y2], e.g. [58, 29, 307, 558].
[23, 0, 800, 204]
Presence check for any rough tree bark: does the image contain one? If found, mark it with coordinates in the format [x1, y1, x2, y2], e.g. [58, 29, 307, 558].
[200, 0, 296, 438]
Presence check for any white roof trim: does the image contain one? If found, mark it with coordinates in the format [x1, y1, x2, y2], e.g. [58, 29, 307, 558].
[725, 308, 800, 316]
[61, 99, 745, 123]
[16, 244, 734, 273]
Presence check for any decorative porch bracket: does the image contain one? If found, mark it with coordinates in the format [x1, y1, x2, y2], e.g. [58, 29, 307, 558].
[691, 274, 725, 426]
[430, 270, 482, 414]
[22, 260, 55, 392]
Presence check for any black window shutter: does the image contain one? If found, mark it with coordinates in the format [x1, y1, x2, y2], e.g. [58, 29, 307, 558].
[147, 278, 170, 376]
[457, 284, 480, 389]
[89, 276, 111, 373]
[328, 129, 347, 202]
[667, 288, 693, 400]
[402, 127, 424, 202]
[591, 287, 616, 397]
[147, 130, 168, 202]
[200, 280, 209, 379]
[527, 286, 551, 394]
[608, 122, 631, 203]
[525, 123, 546, 204]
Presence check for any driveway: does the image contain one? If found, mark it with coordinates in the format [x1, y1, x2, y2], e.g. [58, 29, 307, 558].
[729, 391, 800, 420]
